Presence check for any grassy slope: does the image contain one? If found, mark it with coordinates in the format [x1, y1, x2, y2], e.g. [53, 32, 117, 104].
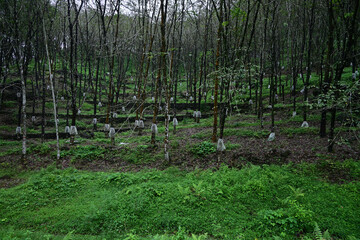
[1, 164, 360, 239]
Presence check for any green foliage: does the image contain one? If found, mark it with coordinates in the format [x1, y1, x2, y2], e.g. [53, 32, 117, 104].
[190, 141, 216, 156]
[0, 164, 360, 239]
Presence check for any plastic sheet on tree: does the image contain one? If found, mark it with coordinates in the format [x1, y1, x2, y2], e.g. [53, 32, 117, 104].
[300, 88, 304, 94]
[292, 111, 297, 117]
[113, 113, 117, 118]
[92, 118, 97, 124]
[70, 126, 78, 135]
[152, 97, 155, 101]
[47, 85, 51, 90]
[104, 124, 110, 131]
[122, 106, 125, 112]
[61, 97, 64, 101]
[134, 120, 139, 127]
[83, 93, 86, 97]
[196, 111, 201, 118]
[77, 109, 81, 115]
[211, 96, 214, 100]
[65, 126, 70, 133]
[193, 111, 197, 117]
[98, 102, 102, 107]
[133, 96, 137, 100]
[299, 74, 302, 78]
[109, 128, 116, 138]
[268, 132, 275, 141]
[139, 120, 144, 128]
[268, 85, 271, 89]
[353, 73, 356, 79]
[249, 99, 253, 105]
[16, 126, 21, 134]
[173, 118, 178, 126]
[159, 106, 162, 111]
[301, 121, 309, 128]
[151, 123, 158, 134]
[189, 96, 193, 101]
[291, 85, 294, 91]
[217, 139, 226, 152]
[268, 105, 272, 109]
[170, 97, 174, 102]
[185, 92, 189, 97]
[31, 116, 36, 122]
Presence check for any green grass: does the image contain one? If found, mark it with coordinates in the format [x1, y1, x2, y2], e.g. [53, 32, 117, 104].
[0, 164, 359, 239]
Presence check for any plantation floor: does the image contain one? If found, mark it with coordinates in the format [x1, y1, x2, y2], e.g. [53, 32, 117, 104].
[1, 164, 360, 239]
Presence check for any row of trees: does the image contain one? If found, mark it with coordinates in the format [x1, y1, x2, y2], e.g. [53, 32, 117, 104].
[0, 0, 359, 162]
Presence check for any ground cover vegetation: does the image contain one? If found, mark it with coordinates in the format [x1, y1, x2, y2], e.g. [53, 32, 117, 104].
[0, 0, 360, 239]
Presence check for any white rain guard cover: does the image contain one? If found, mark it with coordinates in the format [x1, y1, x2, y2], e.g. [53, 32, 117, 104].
[17, 92, 21, 98]
[152, 97, 155, 101]
[196, 111, 201, 118]
[282, 66, 285, 70]
[122, 106, 125, 112]
[173, 118, 178, 126]
[185, 92, 189, 97]
[61, 97, 64, 101]
[168, 115, 171, 121]
[292, 111, 297, 117]
[65, 126, 70, 133]
[291, 85, 294, 91]
[217, 139, 226, 151]
[98, 102, 102, 107]
[113, 113, 117, 118]
[109, 128, 116, 138]
[204, 92, 207, 96]
[268, 105, 272, 109]
[268, 85, 271, 89]
[211, 96, 214, 100]
[133, 96, 137, 100]
[299, 74, 302, 78]
[31, 116, 36, 122]
[170, 97, 174, 102]
[151, 124, 158, 134]
[350, 62, 353, 66]
[226, 108, 229, 116]
[47, 85, 51, 90]
[16, 126, 21, 134]
[159, 106, 162, 111]
[301, 121, 309, 128]
[248, 86, 250, 89]
[193, 111, 197, 117]
[56, 119, 60, 124]
[300, 88, 305, 94]
[92, 118, 97, 124]
[356, 70, 359, 76]
[104, 124, 110, 131]
[77, 109, 81, 115]
[83, 93, 86, 97]
[70, 126, 78, 135]
[249, 99, 253, 105]
[275, 94, 279, 100]
[353, 73, 356, 79]
[135, 120, 139, 127]
[139, 120, 144, 128]
[268, 132, 275, 141]
[189, 96, 193, 101]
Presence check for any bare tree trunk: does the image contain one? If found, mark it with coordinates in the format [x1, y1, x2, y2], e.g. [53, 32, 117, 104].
[43, 19, 60, 160]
